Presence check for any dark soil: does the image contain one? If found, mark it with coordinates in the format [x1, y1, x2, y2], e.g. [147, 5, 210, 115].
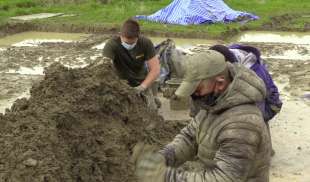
[1, 13, 310, 40]
[0, 62, 182, 182]
[261, 14, 302, 31]
[0, 35, 108, 72]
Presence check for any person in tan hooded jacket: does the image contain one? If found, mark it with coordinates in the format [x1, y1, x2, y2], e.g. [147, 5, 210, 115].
[134, 50, 271, 182]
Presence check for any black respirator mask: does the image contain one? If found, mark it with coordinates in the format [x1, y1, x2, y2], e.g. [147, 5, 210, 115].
[191, 92, 219, 108]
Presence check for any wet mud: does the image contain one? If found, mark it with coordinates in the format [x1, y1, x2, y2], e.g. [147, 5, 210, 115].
[0, 61, 183, 181]
[0, 39, 103, 71]
[0, 33, 309, 181]
[0, 73, 41, 113]
[241, 43, 310, 98]
[0, 34, 108, 113]
[1, 13, 310, 40]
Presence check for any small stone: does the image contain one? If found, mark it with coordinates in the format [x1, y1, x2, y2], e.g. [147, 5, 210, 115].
[297, 146, 302, 150]
[23, 158, 38, 167]
[0, 164, 4, 170]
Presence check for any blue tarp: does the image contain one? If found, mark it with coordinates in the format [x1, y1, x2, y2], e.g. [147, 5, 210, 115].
[136, 0, 259, 25]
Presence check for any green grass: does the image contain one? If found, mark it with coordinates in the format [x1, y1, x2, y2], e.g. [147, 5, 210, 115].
[0, 0, 310, 38]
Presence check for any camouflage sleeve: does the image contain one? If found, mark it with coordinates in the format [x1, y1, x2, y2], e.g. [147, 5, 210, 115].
[165, 125, 261, 182]
[160, 118, 199, 167]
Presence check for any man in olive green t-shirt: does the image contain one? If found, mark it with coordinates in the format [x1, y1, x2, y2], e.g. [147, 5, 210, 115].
[103, 18, 160, 109]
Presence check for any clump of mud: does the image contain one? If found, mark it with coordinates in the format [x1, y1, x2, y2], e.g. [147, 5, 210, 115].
[0, 62, 181, 182]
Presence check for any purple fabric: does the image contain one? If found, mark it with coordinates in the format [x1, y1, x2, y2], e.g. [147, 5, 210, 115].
[229, 44, 283, 122]
[229, 44, 262, 64]
[251, 62, 282, 122]
[301, 94, 310, 99]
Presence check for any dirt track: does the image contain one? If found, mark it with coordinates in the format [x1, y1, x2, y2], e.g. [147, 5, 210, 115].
[0, 34, 310, 181]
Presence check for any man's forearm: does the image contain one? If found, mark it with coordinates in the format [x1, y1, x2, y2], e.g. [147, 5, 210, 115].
[141, 56, 160, 88]
[141, 68, 160, 88]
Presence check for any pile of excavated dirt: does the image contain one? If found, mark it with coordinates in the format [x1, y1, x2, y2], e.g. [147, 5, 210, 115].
[0, 62, 182, 182]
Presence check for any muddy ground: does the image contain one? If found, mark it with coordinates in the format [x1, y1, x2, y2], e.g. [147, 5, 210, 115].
[0, 34, 310, 181]
[0, 57, 185, 181]
[1, 13, 310, 40]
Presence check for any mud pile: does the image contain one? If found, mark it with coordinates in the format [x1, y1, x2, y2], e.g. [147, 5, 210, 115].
[0, 62, 181, 182]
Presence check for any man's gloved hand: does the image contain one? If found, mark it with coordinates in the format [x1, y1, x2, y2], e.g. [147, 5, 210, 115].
[131, 143, 167, 182]
[270, 104, 281, 113]
[170, 94, 181, 100]
[136, 152, 167, 182]
[162, 87, 177, 98]
[134, 85, 147, 95]
[154, 97, 162, 108]
[134, 85, 148, 104]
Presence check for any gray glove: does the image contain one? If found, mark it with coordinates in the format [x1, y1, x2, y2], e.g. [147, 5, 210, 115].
[131, 143, 167, 182]
[162, 87, 176, 98]
[170, 94, 181, 100]
[134, 85, 148, 104]
[134, 85, 147, 95]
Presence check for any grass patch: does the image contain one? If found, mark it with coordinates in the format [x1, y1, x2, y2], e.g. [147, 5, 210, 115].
[0, 0, 310, 37]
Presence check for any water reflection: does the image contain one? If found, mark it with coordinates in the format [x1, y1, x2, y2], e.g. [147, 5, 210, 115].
[236, 31, 310, 45]
[0, 31, 89, 47]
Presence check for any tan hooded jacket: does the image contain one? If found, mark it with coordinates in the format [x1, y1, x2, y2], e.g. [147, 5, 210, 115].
[163, 63, 271, 182]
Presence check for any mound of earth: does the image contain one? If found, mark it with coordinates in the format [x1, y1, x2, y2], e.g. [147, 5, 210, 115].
[0, 61, 182, 182]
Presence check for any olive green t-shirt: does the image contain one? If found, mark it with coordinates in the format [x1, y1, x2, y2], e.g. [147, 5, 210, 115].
[103, 35, 156, 87]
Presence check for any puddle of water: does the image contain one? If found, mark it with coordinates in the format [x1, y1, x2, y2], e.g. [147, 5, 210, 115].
[230, 31, 310, 61]
[234, 31, 310, 45]
[1, 32, 217, 49]
[5, 66, 45, 75]
[0, 91, 30, 114]
[4, 63, 89, 76]
[63, 63, 88, 69]
[92, 37, 219, 51]
[151, 37, 219, 48]
[92, 37, 219, 55]
[10, 13, 64, 21]
[92, 42, 106, 50]
[12, 39, 73, 47]
[90, 54, 102, 60]
[0, 31, 90, 47]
